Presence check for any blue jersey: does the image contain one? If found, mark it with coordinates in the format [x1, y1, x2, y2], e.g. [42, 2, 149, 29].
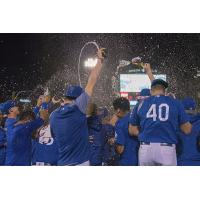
[32, 124, 58, 165]
[177, 114, 200, 166]
[0, 127, 6, 145]
[50, 92, 90, 166]
[129, 95, 189, 144]
[101, 124, 117, 165]
[115, 114, 139, 166]
[0, 128, 6, 165]
[87, 115, 103, 166]
[5, 118, 44, 166]
[5, 118, 17, 129]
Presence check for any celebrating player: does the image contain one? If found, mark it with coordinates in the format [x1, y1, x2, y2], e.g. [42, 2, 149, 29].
[50, 48, 106, 166]
[114, 97, 139, 166]
[177, 98, 200, 166]
[32, 107, 58, 166]
[129, 79, 192, 166]
[5, 109, 48, 166]
[87, 103, 103, 166]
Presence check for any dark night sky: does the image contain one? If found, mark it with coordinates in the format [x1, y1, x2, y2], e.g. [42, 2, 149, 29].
[1, 33, 200, 103]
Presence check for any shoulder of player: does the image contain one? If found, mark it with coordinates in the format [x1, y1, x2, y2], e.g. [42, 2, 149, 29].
[116, 114, 129, 128]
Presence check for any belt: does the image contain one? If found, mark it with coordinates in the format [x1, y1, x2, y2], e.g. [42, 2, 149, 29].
[140, 142, 173, 147]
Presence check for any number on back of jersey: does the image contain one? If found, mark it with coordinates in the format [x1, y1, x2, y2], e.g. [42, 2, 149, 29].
[146, 104, 169, 121]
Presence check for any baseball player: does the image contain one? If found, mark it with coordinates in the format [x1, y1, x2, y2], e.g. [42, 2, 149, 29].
[87, 103, 103, 166]
[50, 48, 106, 166]
[114, 97, 139, 166]
[32, 124, 58, 166]
[0, 100, 20, 129]
[177, 98, 200, 166]
[129, 79, 192, 166]
[5, 109, 48, 166]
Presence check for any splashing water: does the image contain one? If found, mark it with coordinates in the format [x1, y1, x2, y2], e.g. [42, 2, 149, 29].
[77, 41, 100, 87]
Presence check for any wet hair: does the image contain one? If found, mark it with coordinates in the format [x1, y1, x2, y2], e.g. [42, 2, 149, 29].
[19, 110, 36, 121]
[151, 84, 166, 92]
[113, 97, 130, 112]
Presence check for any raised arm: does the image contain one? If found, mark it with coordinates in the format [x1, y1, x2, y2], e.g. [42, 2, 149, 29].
[142, 63, 155, 81]
[85, 48, 106, 96]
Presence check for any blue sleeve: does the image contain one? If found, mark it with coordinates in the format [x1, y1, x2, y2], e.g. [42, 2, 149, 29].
[27, 118, 44, 133]
[115, 122, 125, 146]
[75, 91, 90, 114]
[177, 101, 190, 125]
[33, 106, 40, 116]
[129, 103, 140, 126]
[0, 128, 6, 145]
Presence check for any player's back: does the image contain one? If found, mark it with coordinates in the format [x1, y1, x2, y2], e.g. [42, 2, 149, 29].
[137, 95, 188, 144]
[50, 104, 89, 166]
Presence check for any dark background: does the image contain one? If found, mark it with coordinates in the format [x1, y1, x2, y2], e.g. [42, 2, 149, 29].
[0, 33, 200, 106]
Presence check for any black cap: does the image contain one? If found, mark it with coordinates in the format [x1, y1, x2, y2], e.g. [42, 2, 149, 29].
[151, 79, 168, 89]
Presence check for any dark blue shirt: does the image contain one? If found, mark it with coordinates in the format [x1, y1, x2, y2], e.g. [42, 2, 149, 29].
[130, 95, 189, 144]
[5, 118, 17, 129]
[32, 124, 58, 165]
[177, 114, 200, 165]
[0, 128, 6, 165]
[101, 124, 117, 165]
[5, 118, 44, 166]
[0, 127, 6, 145]
[50, 92, 90, 166]
[115, 114, 139, 166]
[87, 115, 103, 166]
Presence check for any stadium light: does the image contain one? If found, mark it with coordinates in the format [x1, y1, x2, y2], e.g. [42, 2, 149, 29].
[84, 58, 97, 68]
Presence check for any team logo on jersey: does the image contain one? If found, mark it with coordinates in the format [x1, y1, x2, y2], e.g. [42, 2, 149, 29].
[38, 124, 54, 145]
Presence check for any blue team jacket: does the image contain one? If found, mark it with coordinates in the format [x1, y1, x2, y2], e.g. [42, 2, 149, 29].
[87, 116, 103, 166]
[101, 124, 116, 164]
[32, 138, 58, 165]
[0, 128, 6, 165]
[50, 104, 90, 166]
[5, 118, 44, 166]
[178, 114, 200, 166]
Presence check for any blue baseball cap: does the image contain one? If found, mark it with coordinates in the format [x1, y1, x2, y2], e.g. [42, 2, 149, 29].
[151, 79, 168, 89]
[181, 97, 197, 110]
[64, 85, 83, 98]
[0, 100, 18, 114]
[140, 88, 151, 97]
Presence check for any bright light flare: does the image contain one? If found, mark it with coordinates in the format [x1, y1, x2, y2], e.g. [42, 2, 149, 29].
[84, 58, 97, 68]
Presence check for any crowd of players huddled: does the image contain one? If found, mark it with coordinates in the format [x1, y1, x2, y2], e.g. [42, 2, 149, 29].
[0, 48, 200, 166]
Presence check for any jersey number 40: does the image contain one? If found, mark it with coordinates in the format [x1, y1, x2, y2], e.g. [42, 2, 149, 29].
[146, 104, 169, 121]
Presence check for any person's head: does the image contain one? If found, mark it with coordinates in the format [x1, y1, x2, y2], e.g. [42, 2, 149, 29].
[151, 79, 168, 96]
[0, 100, 20, 118]
[98, 107, 110, 123]
[181, 97, 197, 115]
[8, 106, 20, 117]
[44, 88, 51, 103]
[44, 95, 51, 103]
[113, 97, 130, 118]
[87, 102, 98, 117]
[19, 110, 36, 123]
[63, 85, 83, 104]
[137, 88, 151, 101]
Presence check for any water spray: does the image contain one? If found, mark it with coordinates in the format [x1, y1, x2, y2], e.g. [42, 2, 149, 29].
[77, 41, 100, 87]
